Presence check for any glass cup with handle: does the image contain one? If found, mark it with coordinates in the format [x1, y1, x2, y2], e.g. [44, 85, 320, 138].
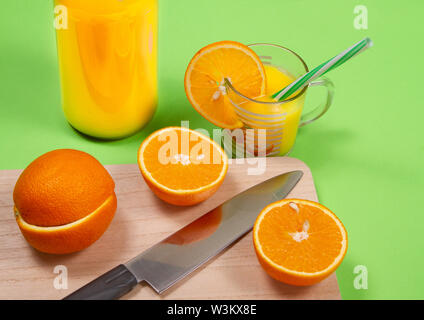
[223, 43, 334, 157]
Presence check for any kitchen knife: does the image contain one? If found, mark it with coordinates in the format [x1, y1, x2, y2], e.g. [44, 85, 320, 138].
[63, 170, 303, 300]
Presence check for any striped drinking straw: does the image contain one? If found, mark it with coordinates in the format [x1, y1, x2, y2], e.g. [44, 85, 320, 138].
[272, 37, 373, 101]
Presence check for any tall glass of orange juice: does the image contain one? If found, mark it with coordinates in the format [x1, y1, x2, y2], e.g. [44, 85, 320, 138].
[54, 0, 157, 139]
[224, 43, 334, 157]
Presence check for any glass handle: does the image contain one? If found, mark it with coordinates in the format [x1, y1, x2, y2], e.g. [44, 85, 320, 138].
[299, 77, 335, 127]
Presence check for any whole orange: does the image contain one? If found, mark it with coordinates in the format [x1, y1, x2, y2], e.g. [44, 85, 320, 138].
[13, 149, 117, 254]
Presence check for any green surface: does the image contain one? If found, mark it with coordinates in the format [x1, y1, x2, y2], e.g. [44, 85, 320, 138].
[1, 0, 423, 300]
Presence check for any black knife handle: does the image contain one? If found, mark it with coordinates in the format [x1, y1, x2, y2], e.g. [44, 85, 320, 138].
[63, 264, 138, 300]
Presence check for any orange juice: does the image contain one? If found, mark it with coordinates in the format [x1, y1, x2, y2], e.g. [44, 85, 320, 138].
[238, 65, 305, 156]
[54, 0, 157, 139]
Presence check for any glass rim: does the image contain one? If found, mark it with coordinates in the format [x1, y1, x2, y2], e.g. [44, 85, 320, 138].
[224, 43, 310, 105]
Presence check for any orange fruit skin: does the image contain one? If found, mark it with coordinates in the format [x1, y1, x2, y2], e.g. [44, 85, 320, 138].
[13, 149, 115, 226]
[253, 199, 348, 286]
[141, 176, 225, 206]
[13, 149, 117, 254]
[15, 195, 117, 255]
[137, 127, 228, 206]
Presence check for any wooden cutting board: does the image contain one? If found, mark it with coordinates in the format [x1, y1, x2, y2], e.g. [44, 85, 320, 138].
[0, 157, 340, 300]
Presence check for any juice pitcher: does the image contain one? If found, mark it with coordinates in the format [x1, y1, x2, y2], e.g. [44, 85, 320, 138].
[54, 0, 157, 139]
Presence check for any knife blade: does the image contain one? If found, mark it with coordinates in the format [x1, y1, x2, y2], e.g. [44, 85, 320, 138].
[63, 170, 303, 300]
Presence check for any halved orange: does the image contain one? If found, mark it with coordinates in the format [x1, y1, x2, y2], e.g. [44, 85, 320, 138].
[253, 199, 348, 286]
[137, 127, 228, 206]
[184, 41, 266, 129]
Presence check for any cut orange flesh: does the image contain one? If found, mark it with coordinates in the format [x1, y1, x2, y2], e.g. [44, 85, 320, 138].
[253, 199, 348, 286]
[184, 41, 266, 129]
[137, 127, 228, 206]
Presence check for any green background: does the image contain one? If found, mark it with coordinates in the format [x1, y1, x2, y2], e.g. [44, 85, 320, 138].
[1, 0, 423, 299]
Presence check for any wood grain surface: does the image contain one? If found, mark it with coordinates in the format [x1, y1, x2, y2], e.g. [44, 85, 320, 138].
[0, 157, 340, 300]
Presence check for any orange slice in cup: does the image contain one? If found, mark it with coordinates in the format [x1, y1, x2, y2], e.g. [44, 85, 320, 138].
[184, 41, 266, 129]
[137, 127, 228, 206]
[253, 199, 348, 286]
